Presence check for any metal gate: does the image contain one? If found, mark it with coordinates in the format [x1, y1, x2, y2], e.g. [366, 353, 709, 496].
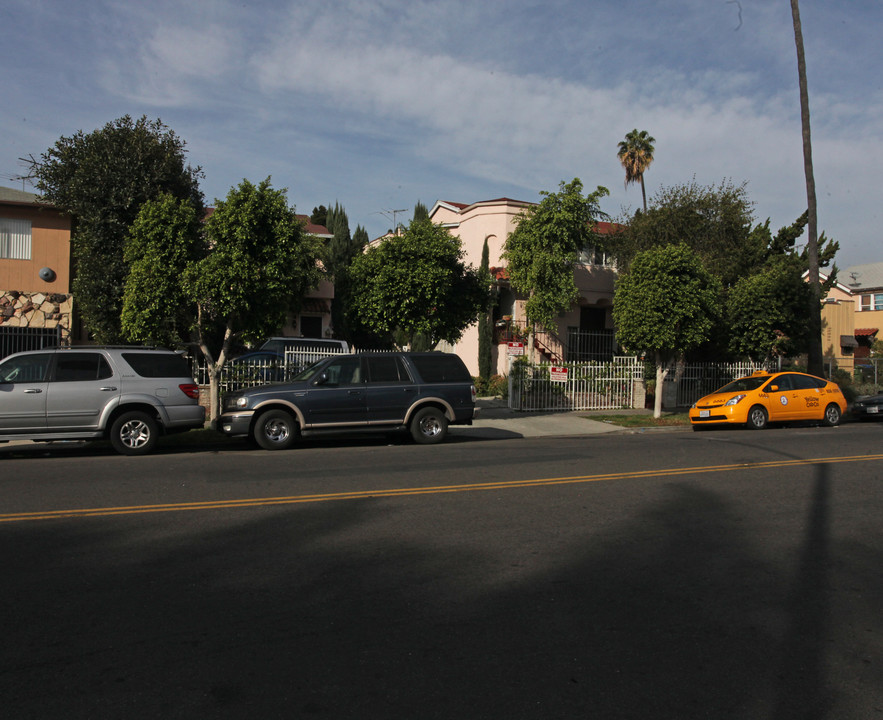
[0, 326, 62, 361]
[663, 361, 771, 407]
[509, 357, 642, 411]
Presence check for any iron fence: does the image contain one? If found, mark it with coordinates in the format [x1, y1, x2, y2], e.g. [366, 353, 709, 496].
[508, 357, 642, 411]
[854, 358, 882, 391]
[663, 360, 774, 407]
[0, 326, 62, 361]
[192, 346, 378, 392]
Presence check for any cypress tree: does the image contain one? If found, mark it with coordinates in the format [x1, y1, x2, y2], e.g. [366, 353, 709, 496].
[478, 238, 494, 380]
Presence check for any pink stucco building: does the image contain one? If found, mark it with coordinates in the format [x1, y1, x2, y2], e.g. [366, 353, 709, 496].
[428, 198, 619, 376]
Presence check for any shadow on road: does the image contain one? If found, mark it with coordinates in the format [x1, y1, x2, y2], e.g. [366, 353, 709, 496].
[0, 452, 880, 717]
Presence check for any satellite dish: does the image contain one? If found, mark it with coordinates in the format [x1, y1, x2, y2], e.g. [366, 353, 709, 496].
[39, 267, 56, 282]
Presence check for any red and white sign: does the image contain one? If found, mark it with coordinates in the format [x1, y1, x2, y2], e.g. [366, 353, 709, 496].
[507, 341, 525, 356]
[550, 366, 568, 383]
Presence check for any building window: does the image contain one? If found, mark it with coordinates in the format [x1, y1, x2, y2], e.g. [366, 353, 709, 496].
[876, 293, 883, 310]
[859, 294, 883, 311]
[0, 218, 32, 260]
[578, 247, 613, 267]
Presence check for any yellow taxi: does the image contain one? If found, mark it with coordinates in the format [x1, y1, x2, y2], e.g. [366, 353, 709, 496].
[689, 370, 847, 430]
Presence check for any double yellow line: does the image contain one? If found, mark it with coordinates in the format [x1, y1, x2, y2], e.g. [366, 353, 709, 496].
[3, 453, 882, 524]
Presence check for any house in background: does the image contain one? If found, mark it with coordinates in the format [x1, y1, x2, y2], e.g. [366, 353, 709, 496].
[428, 197, 619, 376]
[280, 215, 335, 339]
[202, 207, 336, 343]
[0, 186, 75, 356]
[819, 264, 882, 372]
[1, 191, 334, 358]
[839, 262, 883, 366]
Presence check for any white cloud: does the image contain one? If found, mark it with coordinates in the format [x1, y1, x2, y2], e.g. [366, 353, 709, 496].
[2, 0, 881, 265]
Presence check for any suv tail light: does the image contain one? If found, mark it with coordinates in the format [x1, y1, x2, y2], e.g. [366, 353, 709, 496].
[471, 384, 477, 402]
[179, 383, 200, 399]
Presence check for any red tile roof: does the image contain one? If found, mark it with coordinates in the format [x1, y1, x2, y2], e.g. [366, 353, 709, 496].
[854, 328, 879, 337]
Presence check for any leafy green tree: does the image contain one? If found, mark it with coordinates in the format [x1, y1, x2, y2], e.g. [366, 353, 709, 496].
[613, 183, 840, 361]
[121, 194, 204, 347]
[347, 218, 486, 348]
[611, 179, 758, 289]
[186, 179, 324, 417]
[727, 263, 811, 363]
[477, 237, 495, 379]
[503, 179, 609, 349]
[613, 243, 721, 417]
[617, 129, 655, 211]
[727, 212, 838, 364]
[27, 115, 203, 342]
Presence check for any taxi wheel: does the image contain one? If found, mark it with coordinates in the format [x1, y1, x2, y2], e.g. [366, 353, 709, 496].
[822, 403, 842, 427]
[746, 405, 768, 430]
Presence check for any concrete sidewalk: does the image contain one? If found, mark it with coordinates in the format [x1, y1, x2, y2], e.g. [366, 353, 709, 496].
[451, 399, 669, 440]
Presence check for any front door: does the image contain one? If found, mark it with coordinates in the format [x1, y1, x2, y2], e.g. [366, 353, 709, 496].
[303, 356, 366, 427]
[0, 353, 51, 431]
[765, 374, 799, 423]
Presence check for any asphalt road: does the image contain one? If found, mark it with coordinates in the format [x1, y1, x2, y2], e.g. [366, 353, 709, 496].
[1, 423, 882, 719]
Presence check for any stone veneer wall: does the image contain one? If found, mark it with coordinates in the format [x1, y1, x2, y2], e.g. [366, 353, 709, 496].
[0, 290, 73, 343]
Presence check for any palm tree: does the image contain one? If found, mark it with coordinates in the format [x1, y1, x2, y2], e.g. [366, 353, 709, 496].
[790, 0, 823, 377]
[617, 129, 656, 211]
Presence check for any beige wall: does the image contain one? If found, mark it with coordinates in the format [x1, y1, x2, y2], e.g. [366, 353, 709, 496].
[0, 205, 72, 293]
[821, 299, 856, 371]
[854, 308, 883, 330]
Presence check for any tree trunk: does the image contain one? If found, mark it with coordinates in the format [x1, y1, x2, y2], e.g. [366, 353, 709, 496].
[791, 0, 823, 377]
[208, 368, 222, 424]
[653, 352, 669, 419]
[196, 307, 234, 423]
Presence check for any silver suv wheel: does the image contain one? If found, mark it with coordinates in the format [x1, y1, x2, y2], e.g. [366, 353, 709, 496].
[110, 411, 158, 455]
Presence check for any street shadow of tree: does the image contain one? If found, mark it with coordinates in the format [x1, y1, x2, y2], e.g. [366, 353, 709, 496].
[1, 461, 880, 718]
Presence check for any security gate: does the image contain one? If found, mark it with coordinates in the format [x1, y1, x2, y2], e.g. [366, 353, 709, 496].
[509, 357, 642, 411]
[0, 326, 62, 361]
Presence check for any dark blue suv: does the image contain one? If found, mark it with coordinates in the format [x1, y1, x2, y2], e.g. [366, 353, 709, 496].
[218, 352, 476, 449]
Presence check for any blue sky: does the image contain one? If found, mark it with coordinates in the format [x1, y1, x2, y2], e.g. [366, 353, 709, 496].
[2, 0, 880, 269]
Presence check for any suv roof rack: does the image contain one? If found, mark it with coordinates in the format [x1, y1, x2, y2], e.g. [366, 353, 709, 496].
[57, 345, 171, 351]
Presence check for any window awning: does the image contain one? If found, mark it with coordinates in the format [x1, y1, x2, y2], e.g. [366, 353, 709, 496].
[301, 299, 329, 313]
[840, 335, 859, 348]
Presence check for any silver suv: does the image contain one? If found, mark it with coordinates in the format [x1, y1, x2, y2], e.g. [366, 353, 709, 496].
[0, 346, 205, 455]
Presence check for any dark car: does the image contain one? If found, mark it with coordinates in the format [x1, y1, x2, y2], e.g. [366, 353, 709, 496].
[851, 392, 883, 420]
[217, 352, 476, 449]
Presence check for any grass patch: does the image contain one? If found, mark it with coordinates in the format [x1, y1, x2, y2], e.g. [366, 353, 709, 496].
[584, 413, 691, 428]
